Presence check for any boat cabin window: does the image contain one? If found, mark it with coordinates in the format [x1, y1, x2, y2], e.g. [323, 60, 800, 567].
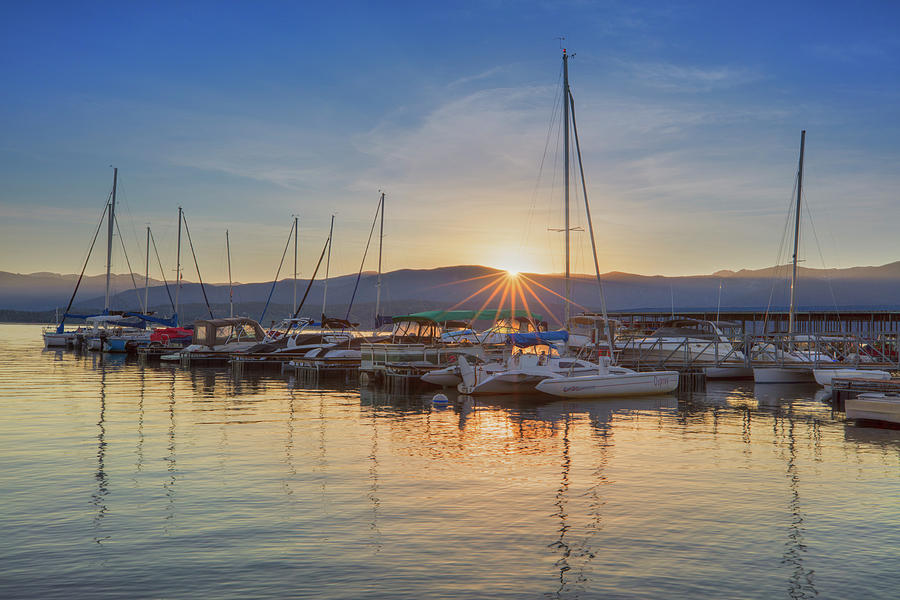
[490, 318, 539, 334]
[513, 344, 559, 357]
[392, 321, 438, 339]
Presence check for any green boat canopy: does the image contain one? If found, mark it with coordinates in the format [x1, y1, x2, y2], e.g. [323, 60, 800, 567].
[391, 309, 543, 324]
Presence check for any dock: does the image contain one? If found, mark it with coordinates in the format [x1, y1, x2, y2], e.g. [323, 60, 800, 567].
[831, 377, 900, 409]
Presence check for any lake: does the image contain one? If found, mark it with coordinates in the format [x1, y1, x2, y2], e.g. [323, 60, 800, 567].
[1, 323, 898, 599]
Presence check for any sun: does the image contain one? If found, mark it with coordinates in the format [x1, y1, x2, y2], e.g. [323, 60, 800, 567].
[506, 269, 519, 278]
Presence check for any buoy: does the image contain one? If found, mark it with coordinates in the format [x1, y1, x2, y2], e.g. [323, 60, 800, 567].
[432, 393, 449, 404]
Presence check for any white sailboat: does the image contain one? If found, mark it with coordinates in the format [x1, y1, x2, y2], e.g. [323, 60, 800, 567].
[753, 131, 834, 383]
[456, 332, 599, 395]
[44, 168, 121, 348]
[518, 48, 677, 399]
[535, 358, 679, 398]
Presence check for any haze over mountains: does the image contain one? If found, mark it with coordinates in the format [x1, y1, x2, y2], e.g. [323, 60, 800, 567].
[4, 262, 900, 325]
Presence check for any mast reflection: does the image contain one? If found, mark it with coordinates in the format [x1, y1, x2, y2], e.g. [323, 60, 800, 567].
[367, 396, 383, 553]
[92, 357, 109, 545]
[164, 369, 177, 533]
[549, 414, 573, 597]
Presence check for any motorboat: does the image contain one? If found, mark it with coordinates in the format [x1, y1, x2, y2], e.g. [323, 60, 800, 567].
[105, 330, 153, 353]
[845, 393, 900, 425]
[535, 357, 679, 398]
[813, 368, 891, 388]
[617, 318, 747, 369]
[752, 339, 836, 383]
[161, 317, 268, 361]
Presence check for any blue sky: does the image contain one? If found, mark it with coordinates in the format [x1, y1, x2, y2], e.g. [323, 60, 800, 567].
[1, 1, 899, 282]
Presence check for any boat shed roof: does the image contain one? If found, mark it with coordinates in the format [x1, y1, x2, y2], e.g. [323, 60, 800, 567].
[393, 309, 543, 324]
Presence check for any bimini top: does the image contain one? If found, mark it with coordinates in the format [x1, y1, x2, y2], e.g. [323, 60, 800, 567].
[192, 317, 267, 347]
[393, 309, 544, 324]
[507, 330, 569, 347]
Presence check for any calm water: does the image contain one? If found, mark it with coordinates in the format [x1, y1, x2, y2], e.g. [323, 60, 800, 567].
[1, 323, 899, 599]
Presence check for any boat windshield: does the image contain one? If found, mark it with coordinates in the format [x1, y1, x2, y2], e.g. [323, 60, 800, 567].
[513, 344, 559, 358]
[650, 320, 723, 340]
[391, 320, 439, 339]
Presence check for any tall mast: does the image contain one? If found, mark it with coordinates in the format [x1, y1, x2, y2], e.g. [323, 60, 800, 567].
[144, 225, 150, 313]
[375, 192, 385, 326]
[568, 87, 616, 364]
[322, 215, 334, 321]
[104, 167, 118, 313]
[293, 215, 299, 311]
[226, 229, 233, 318]
[174, 206, 182, 325]
[788, 130, 806, 337]
[563, 49, 571, 326]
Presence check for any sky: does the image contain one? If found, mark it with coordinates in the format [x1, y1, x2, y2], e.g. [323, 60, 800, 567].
[1, 1, 899, 283]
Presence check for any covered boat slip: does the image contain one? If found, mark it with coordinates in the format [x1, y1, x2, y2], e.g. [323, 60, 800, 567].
[610, 313, 900, 373]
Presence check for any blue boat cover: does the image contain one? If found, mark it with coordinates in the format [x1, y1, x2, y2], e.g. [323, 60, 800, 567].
[125, 312, 178, 328]
[507, 330, 569, 347]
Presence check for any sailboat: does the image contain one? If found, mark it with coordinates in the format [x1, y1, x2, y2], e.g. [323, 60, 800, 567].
[457, 48, 678, 398]
[753, 131, 835, 383]
[43, 168, 149, 349]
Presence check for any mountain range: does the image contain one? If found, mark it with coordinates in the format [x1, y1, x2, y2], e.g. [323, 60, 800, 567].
[3, 261, 900, 325]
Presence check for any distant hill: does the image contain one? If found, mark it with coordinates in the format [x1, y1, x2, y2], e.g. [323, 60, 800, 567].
[0, 271, 167, 312]
[4, 261, 900, 325]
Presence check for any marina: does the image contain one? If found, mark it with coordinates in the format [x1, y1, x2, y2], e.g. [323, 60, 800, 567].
[5, 3, 900, 598]
[5, 322, 900, 598]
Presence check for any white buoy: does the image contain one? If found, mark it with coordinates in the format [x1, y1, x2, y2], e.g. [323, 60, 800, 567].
[432, 393, 449, 404]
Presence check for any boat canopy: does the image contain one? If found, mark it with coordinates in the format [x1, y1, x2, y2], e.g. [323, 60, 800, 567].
[392, 309, 543, 324]
[192, 317, 267, 347]
[507, 330, 569, 347]
[125, 312, 178, 328]
[86, 315, 125, 324]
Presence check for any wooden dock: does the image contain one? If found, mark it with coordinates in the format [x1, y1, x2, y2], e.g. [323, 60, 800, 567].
[831, 377, 900, 409]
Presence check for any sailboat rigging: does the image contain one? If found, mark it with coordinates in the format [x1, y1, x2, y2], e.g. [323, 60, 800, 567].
[753, 130, 835, 383]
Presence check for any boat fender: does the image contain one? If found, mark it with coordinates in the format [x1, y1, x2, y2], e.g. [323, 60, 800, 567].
[432, 393, 449, 404]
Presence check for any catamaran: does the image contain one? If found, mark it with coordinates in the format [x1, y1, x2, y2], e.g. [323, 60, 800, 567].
[456, 331, 600, 395]
[496, 47, 677, 399]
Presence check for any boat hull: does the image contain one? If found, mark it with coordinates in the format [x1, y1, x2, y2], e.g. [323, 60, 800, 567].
[846, 393, 900, 425]
[43, 333, 71, 348]
[753, 367, 815, 384]
[813, 369, 891, 387]
[618, 339, 744, 366]
[704, 366, 753, 379]
[458, 372, 550, 395]
[535, 371, 679, 398]
[421, 368, 461, 387]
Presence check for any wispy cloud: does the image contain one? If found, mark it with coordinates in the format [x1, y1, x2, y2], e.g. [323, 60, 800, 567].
[618, 60, 762, 92]
[447, 65, 508, 88]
